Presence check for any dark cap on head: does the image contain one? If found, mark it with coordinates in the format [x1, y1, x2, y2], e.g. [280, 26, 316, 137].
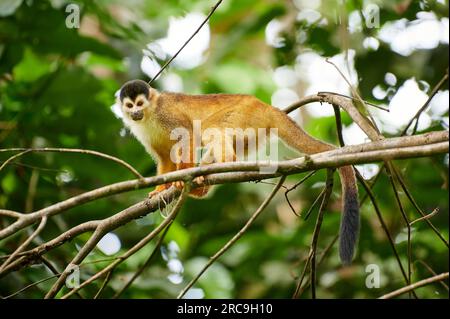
[119, 80, 150, 102]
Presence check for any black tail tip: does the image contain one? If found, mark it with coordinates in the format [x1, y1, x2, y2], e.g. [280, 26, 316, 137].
[339, 189, 360, 265]
[339, 216, 358, 265]
[339, 240, 355, 266]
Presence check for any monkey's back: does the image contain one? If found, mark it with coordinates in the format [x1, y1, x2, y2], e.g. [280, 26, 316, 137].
[158, 92, 270, 122]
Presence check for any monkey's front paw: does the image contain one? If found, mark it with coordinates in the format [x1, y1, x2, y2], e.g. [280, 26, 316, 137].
[194, 176, 205, 185]
[173, 180, 184, 189]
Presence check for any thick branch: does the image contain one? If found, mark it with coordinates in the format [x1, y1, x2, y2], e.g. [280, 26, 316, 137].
[283, 92, 382, 141]
[58, 188, 189, 299]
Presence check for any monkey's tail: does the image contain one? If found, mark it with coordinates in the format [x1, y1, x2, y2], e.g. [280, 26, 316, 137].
[337, 165, 359, 265]
[273, 109, 360, 264]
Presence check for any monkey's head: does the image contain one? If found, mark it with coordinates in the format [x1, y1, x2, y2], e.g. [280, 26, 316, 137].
[119, 80, 152, 122]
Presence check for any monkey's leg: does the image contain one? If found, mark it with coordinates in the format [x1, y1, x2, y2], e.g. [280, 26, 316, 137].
[201, 129, 237, 164]
[178, 130, 236, 198]
[222, 132, 237, 162]
[193, 131, 236, 187]
[172, 142, 210, 197]
[173, 144, 190, 189]
[148, 157, 177, 198]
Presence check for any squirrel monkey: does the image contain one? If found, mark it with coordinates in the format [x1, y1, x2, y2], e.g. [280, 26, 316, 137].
[118, 79, 359, 264]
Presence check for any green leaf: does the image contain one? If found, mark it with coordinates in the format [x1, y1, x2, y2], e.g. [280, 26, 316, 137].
[1, 172, 17, 194]
[13, 48, 52, 82]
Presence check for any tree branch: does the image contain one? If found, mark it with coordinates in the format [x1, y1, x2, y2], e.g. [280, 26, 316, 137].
[0, 131, 447, 242]
[379, 272, 449, 299]
[401, 69, 449, 136]
[283, 92, 382, 141]
[0, 216, 47, 273]
[59, 187, 189, 299]
[148, 0, 223, 84]
[0, 148, 143, 179]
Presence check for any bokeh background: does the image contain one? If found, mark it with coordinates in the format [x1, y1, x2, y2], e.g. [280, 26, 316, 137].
[0, 0, 448, 298]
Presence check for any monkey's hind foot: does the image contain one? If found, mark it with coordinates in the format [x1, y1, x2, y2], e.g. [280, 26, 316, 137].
[189, 176, 209, 198]
[148, 183, 171, 198]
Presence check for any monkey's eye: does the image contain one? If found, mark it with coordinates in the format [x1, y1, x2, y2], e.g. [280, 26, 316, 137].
[126, 103, 133, 108]
[136, 100, 143, 106]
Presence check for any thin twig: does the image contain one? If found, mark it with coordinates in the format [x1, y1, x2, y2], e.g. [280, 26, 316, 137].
[148, 0, 223, 84]
[0, 147, 143, 179]
[410, 208, 439, 226]
[303, 188, 326, 221]
[358, 162, 384, 206]
[384, 163, 414, 298]
[392, 166, 448, 247]
[0, 216, 47, 273]
[292, 169, 334, 299]
[333, 105, 346, 147]
[356, 171, 411, 290]
[401, 70, 449, 136]
[253, 180, 288, 190]
[0, 150, 29, 172]
[292, 234, 338, 298]
[283, 95, 323, 114]
[414, 260, 449, 291]
[113, 220, 174, 298]
[25, 169, 39, 213]
[320, 91, 389, 112]
[3, 273, 61, 299]
[292, 253, 312, 299]
[310, 169, 334, 299]
[283, 92, 381, 142]
[93, 270, 113, 299]
[379, 272, 449, 299]
[0, 160, 66, 173]
[284, 171, 317, 217]
[325, 58, 381, 136]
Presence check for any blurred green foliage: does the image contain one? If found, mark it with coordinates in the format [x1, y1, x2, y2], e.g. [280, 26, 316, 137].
[0, 0, 448, 299]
